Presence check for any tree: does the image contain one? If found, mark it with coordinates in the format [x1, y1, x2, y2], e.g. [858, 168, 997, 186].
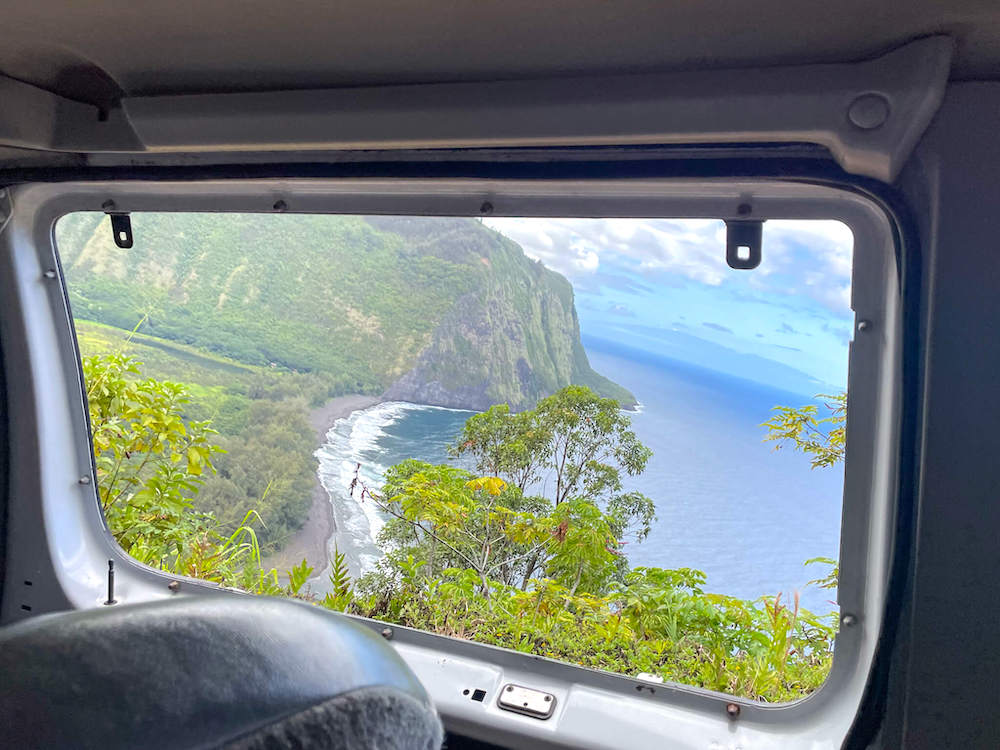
[454, 385, 656, 541]
[452, 404, 549, 492]
[546, 498, 620, 595]
[361, 386, 653, 597]
[354, 462, 556, 599]
[84, 352, 223, 568]
[762, 392, 846, 469]
[199, 399, 315, 551]
[84, 351, 294, 592]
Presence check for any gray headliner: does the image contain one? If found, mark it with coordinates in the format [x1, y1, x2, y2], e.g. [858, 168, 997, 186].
[1, 0, 998, 109]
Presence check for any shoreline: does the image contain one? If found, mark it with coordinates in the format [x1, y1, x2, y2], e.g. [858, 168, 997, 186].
[261, 389, 632, 577]
[262, 393, 381, 574]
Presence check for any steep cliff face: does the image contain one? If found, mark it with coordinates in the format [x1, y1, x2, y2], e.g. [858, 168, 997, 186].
[57, 213, 635, 410]
[382, 232, 632, 410]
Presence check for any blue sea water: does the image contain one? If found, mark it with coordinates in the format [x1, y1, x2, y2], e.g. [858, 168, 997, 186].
[316, 341, 842, 613]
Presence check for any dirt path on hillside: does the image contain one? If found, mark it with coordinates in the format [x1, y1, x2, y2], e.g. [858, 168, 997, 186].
[262, 394, 381, 574]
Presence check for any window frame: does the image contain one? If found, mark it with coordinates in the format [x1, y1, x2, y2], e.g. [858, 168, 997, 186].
[0, 176, 902, 749]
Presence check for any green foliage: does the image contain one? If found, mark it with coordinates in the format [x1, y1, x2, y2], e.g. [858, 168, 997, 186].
[455, 385, 656, 542]
[324, 561, 836, 702]
[84, 352, 249, 583]
[762, 392, 846, 469]
[83, 351, 224, 567]
[336, 386, 837, 701]
[77, 320, 324, 554]
[368, 387, 652, 598]
[453, 404, 549, 490]
[534, 386, 652, 506]
[762, 393, 845, 592]
[85, 349, 835, 703]
[198, 399, 316, 551]
[322, 546, 355, 611]
[805, 557, 840, 590]
[364, 462, 555, 595]
[287, 559, 315, 596]
[85, 350, 321, 600]
[546, 498, 619, 595]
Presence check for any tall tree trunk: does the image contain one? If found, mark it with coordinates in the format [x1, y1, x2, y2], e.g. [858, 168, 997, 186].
[520, 552, 540, 590]
[479, 571, 492, 607]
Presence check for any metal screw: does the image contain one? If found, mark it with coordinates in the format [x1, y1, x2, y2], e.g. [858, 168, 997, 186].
[78, 475, 92, 485]
[726, 702, 741, 719]
[841, 613, 858, 627]
[104, 559, 117, 605]
[506, 686, 514, 692]
[857, 319, 872, 332]
[544, 695, 552, 702]
[480, 201, 494, 215]
[167, 580, 180, 592]
[101, 200, 116, 211]
[381, 627, 393, 640]
[273, 199, 288, 212]
[737, 203, 752, 216]
[43, 269, 57, 279]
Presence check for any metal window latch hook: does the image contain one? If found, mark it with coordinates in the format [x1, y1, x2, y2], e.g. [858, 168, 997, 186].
[103, 201, 133, 249]
[724, 219, 764, 270]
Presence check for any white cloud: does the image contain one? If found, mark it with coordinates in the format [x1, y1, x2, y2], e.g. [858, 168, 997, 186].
[573, 248, 600, 272]
[483, 216, 854, 315]
[485, 216, 724, 281]
[763, 220, 853, 314]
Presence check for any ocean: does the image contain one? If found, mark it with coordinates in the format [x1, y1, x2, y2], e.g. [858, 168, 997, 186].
[315, 341, 843, 614]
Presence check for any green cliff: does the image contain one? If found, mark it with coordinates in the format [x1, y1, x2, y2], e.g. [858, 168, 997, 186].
[57, 212, 635, 411]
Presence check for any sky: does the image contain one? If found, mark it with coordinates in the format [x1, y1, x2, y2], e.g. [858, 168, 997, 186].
[483, 217, 855, 394]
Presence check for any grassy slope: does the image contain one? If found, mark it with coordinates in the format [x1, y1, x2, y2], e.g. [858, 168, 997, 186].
[76, 320, 256, 419]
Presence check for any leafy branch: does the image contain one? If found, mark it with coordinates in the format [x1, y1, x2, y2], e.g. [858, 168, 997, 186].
[762, 392, 846, 469]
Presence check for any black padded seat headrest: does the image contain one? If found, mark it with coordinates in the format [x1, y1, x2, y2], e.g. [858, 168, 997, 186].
[0, 596, 442, 749]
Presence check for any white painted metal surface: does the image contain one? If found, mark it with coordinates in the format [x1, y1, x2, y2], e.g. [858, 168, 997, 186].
[0, 178, 899, 749]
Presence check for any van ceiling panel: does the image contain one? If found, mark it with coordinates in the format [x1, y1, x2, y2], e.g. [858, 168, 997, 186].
[0, 39, 953, 183]
[0, 0, 997, 108]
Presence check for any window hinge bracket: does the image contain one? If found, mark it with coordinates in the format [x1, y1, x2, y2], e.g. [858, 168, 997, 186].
[105, 209, 133, 249]
[724, 219, 763, 270]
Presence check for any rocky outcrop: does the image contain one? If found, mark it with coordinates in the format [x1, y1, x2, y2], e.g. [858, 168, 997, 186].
[382, 228, 636, 411]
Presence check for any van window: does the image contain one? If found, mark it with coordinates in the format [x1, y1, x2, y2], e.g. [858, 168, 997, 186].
[57, 212, 851, 701]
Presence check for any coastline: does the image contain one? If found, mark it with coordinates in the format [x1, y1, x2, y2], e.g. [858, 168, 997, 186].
[261, 387, 630, 577]
[262, 393, 381, 574]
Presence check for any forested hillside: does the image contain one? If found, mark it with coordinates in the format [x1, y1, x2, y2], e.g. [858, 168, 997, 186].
[58, 213, 634, 411]
[58, 212, 634, 554]
[73, 320, 325, 552]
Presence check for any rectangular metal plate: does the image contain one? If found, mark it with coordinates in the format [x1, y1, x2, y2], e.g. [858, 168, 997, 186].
[497, 683, 556, 719]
